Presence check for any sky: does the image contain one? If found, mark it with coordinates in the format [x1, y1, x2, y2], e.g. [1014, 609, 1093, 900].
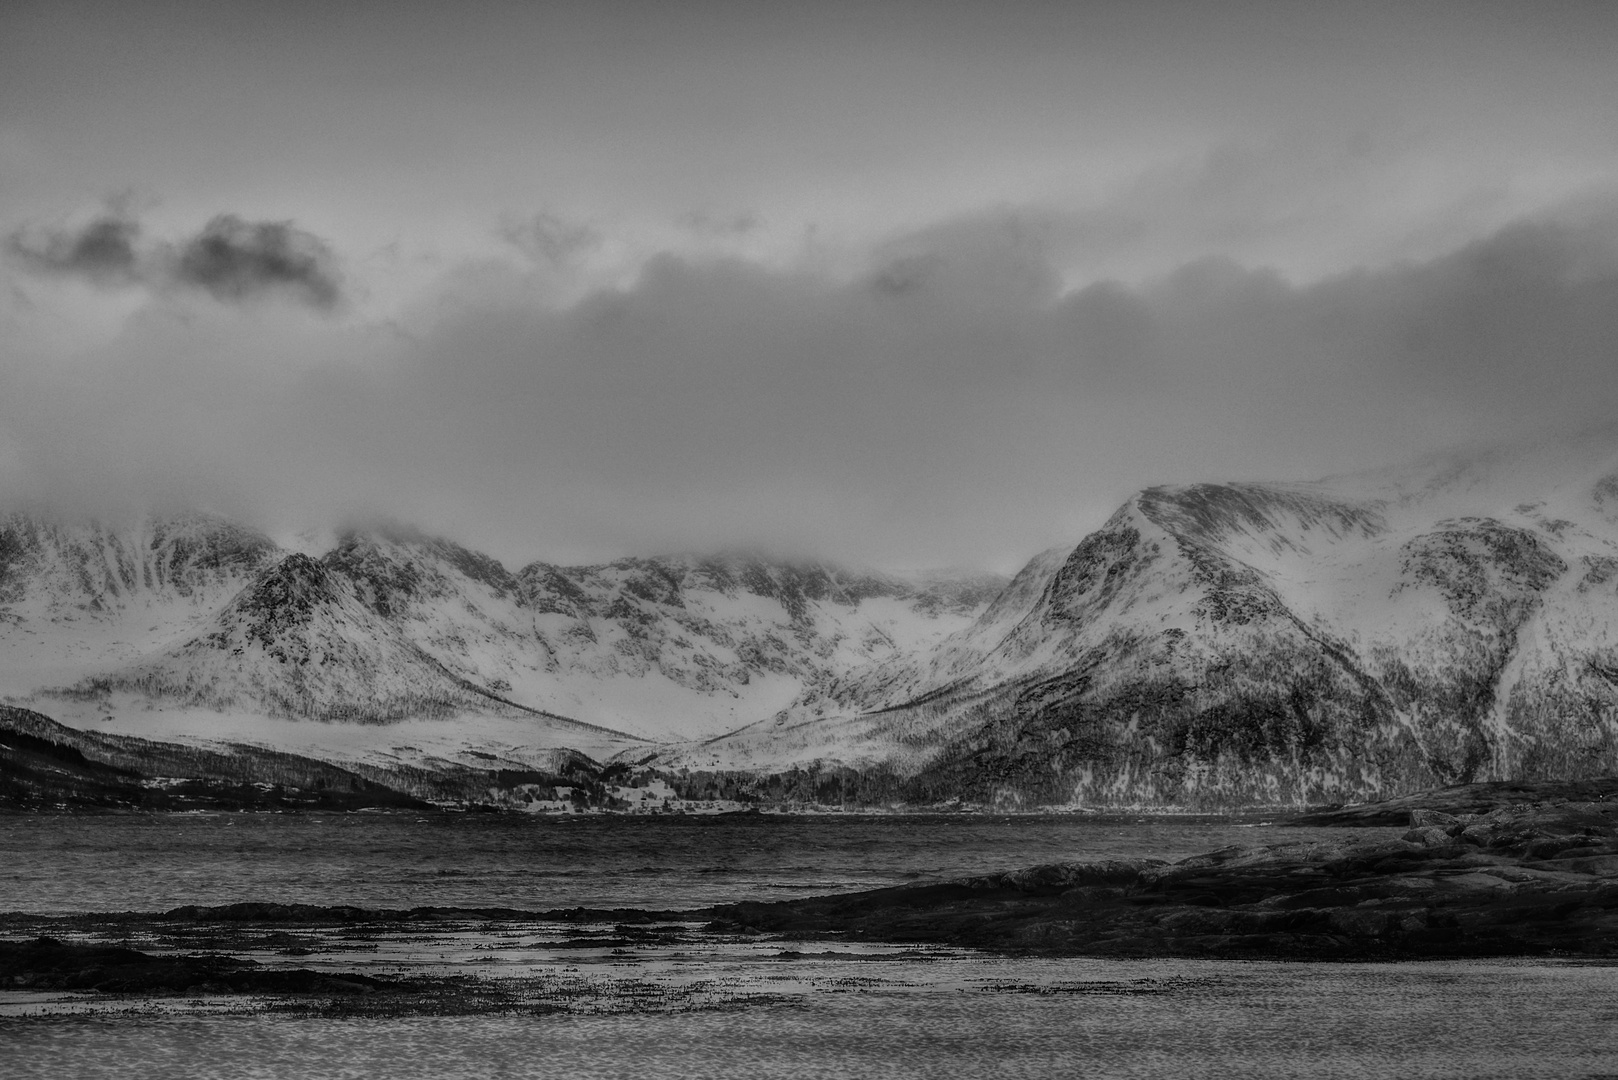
[3, 0, 1618, 573]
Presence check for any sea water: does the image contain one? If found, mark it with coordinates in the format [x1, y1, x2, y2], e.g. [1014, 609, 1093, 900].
[0, 811, 1393, 913]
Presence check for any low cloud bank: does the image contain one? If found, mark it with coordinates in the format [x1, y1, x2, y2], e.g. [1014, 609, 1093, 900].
[3, 198, 1617, 569]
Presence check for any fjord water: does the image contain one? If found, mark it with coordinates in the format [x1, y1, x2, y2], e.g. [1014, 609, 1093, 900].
[0, 811, 1385, 913]
[5, 813, 1617, 1080]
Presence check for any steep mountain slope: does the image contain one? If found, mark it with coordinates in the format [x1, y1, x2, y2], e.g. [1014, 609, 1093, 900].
[228, 529, 1002, 738]
[0, 512, 278, 689]
[0, 517, 1004, 745]
[661, 433, 1618, 808]
[78, 552, 516, 722]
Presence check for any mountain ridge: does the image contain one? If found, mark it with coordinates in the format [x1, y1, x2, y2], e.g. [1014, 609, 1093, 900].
[0, 515, 1005, 745]
[7, 430, 1618, 809]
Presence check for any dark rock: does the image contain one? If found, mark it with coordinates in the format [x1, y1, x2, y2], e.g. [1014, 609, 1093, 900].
[1293, 775, 1618, 826]
[0, 936, 405, 995]
[1, 705, 433, 812]
[703, 801, 1618, 959]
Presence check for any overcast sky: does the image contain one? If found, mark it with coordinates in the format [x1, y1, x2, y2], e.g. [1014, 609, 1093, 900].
[3, 0, 1618, 572]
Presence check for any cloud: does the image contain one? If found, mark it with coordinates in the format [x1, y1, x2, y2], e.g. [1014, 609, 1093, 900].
[4, 198, 1618, 571]
[5, 213, 142, 286]
[680, 210, 761, 237]
[7, 209, 344, 310]
[172, 215, 343, 308]
[866, 208, 1062, 307]
[498, 212, 601, 267]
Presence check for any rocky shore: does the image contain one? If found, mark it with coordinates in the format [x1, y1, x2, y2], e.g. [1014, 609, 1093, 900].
[0, 936, 420, 997]
[3, 799, 1615, 1017]
[1292, 776, 1618, 826]
[707, 800, 1618, 959]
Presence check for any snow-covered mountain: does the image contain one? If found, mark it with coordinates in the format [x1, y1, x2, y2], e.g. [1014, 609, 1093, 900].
[0, 516, 1005, 747]
[9, 429, 1618, 810]
[657, 431, 1618, 808]
[0, 512, 279, 690]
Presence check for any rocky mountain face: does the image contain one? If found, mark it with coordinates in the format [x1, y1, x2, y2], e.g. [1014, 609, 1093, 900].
[662, 434, 1618, 808]
[0, 516, 1004, 740]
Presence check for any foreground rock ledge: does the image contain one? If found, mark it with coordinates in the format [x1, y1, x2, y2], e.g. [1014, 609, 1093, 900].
[707, 802, 1618, 959]
[0, 937, 411, 995]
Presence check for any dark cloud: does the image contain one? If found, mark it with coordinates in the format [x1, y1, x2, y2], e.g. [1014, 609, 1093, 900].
[7, 211, 345, 310]
[173, 215, 343, 308]
[5, 214, 142, 285]
[1127, 210, 1618, 413]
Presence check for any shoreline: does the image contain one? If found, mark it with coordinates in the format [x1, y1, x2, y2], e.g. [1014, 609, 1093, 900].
[6, 775, 1613, 821]
[4, 799, 1615, 1019]
[14, 702, 1618, 819]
